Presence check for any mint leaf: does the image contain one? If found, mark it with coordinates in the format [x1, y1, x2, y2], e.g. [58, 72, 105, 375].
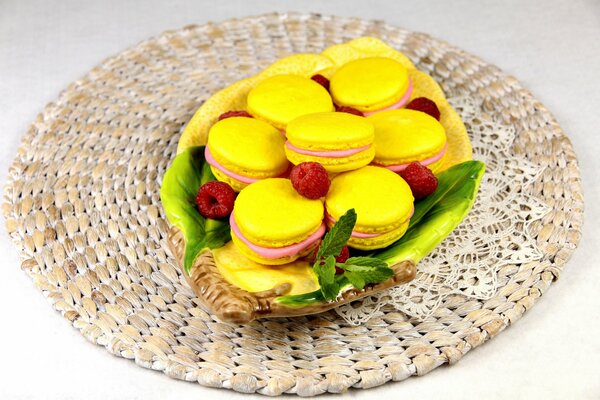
[314, 255, 336, 285]
[343, 257, 389, 269]
[337, 257, 394, 286]
[344, 271, 366, 290]
[343, 264, 394, 283]
[316, 208, 357, 260]
[311, 209, 357, 301]
[314, 256, 339, 300]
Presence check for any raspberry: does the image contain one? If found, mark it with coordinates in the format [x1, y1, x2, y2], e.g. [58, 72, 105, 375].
[335, 105, 364, 117]
[335, 245, 350, 263]
[405, 97, 441, 120]
[399, 162, 438, 200]
[289, 162, 330, 199]
[334, 246, 350, 273]
[196, 181, 236, 219]
[217, 110, 253, 121]
[311, 74, 330, 91]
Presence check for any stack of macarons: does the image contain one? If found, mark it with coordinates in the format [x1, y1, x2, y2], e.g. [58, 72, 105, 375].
[367, 109, 448, 173]
[205, 116, 290, 192]
[230, 178, 326, 265]
[204, 55, 450, 264]
[324, 166, 415, 250]
[284, 112, 375, 173]
[329, 57, 413, 116]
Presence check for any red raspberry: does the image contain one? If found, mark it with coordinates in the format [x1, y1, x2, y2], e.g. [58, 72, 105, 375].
[311, 74, 330, 91]
[335, 245, 350, 263]
[335, 105, 364, 117]
[289, 162, 330, 199]
[218, 110, 253, 121]
[195, 181, 236, 219]
[405, 97, 441, 120]
[334, 245, 350, 274]
[399, 162, 438, 200]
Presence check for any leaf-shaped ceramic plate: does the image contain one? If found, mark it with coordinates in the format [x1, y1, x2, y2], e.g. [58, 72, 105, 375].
[161, 38, 484, 323]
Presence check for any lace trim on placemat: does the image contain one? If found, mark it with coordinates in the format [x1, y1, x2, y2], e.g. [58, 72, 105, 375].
[336, 96, 552, 324]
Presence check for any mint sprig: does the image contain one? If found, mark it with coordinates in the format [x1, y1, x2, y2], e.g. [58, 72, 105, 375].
[340, 257, 394, 289]
[316, 209, 357, 260]
[313, 209, 394, 300]
[313, 255, 338, 300]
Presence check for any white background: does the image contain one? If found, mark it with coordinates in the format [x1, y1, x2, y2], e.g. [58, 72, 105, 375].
[1, 0, 599, 399]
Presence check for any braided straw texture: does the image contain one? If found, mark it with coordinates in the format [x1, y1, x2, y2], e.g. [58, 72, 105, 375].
[3, 13, 583, 396]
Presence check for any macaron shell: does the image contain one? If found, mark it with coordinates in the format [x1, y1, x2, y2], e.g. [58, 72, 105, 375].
[286, 112, 374, 150]
[285, 145, 375, 174]
[347, 220, 410, 250]
[210, 165, 249, 192]
[247, 75, 334, 130]
[233, 178, 325, 247]
[330, 57, 410, 112]
[231, 230, 317, 266]
[207, 117, 289, 178]
[325, 166, 414, 233]
[368, 109, 447, 166]
[322, 37, 415, 69]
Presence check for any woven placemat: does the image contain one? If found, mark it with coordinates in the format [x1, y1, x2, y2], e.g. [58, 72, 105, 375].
[3, 13, 583, 396]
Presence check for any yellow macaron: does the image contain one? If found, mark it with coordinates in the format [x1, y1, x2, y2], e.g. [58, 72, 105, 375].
[205, 117, 290, 192]
[329, 57, 413, 115]
[230, 178, 326, 265]
[325, 166, 414, 250]
[247, 74, 334, 130]
[284, 112, 376, 173]
[367, 109, 448, 174]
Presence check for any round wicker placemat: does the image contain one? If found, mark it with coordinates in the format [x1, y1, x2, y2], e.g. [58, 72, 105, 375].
[3, 13, 583, 396]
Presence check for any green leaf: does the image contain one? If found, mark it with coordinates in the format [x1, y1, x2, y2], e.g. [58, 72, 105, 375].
[276, 274, 349, 308]
[160, 146, 231, 274]
[342, 263, 394, 283]
[316, 208, 356, 260]
[314, 255, 336, 285]
[343, 271, 366, 290]
[311, 210, 357, 301]
[314, 256, 339, 300]
[334, 257, 393, 289]
[373, 160, 485, 265]
[343, 257, 389, 269]
[275, 289, 325, 308]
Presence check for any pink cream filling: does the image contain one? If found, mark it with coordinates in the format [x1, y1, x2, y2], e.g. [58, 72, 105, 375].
[326, 208, 414, 239]
[285, 141, 372, 158]
[363, 79, 414, 116]
[204, 146, 259, 184]
[230, 212, 326, 259]
[382, 143, 448, 173]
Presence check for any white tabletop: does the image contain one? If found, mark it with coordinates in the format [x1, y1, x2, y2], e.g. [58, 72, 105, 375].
[1, 0, 599, 398]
